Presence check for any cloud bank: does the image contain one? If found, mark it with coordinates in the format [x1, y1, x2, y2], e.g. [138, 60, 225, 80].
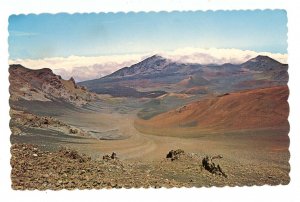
[9, 48, 288, 82]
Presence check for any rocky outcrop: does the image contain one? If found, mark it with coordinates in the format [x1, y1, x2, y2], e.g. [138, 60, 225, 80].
[166, 149, 185, 161]
[202, 155, 227, 177]
[103, 152, 118, 161]
[10, 109, 88, 137]
[9, 64, 97, 106]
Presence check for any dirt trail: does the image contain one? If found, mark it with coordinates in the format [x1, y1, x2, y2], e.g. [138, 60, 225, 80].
[55, 111, 169, 160]
[53, 110, 289, 170]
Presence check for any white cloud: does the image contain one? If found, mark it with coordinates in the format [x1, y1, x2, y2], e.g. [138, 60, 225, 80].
[9, 48, 288, 82]
[159, 47, 287, 65]
[9, 54, 146, 81]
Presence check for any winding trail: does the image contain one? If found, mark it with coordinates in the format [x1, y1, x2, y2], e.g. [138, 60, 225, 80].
[54, 109, 289, 170]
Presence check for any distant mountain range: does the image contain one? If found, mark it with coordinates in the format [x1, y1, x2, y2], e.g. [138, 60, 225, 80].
[79, 55, 288, 97]
[8, 55, 289, 133]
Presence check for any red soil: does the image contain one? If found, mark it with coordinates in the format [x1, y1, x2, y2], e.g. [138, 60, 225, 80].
[137, 86, 289, 131]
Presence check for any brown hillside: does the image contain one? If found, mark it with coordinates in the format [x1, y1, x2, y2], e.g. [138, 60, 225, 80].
[9, 64, 97, 106]
[136, 86, 289, 134]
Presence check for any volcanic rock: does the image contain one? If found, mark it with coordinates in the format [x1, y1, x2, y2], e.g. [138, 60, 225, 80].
[166, 149, 185, 161]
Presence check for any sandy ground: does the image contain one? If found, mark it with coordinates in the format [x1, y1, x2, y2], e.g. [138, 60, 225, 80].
[11, 104, 290, 187]
[54, 110, 288, 159]
[39, 109, 290, 185]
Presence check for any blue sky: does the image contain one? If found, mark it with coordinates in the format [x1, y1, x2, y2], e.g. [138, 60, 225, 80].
[8, 10, 287, 60]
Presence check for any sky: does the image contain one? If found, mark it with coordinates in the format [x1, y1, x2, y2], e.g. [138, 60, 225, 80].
[8, 10, 288, 81]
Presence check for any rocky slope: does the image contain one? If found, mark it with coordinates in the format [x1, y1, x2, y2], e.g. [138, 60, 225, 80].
[9, 64, 97, 106]
[11, 144, 288, 190]
[10, 109, 89, 137]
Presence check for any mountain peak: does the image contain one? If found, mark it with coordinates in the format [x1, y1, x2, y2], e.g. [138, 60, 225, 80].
[242, 55, 285, 71]
[140, 54, 166, 63]
[148, 54, 164, 59]
[104, 54, 169, 78]
[256, 55, 272, 59]
[247, 55, 279, 64]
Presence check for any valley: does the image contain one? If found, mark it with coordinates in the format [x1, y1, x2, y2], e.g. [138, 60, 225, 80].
[9, 55, 290, 188]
